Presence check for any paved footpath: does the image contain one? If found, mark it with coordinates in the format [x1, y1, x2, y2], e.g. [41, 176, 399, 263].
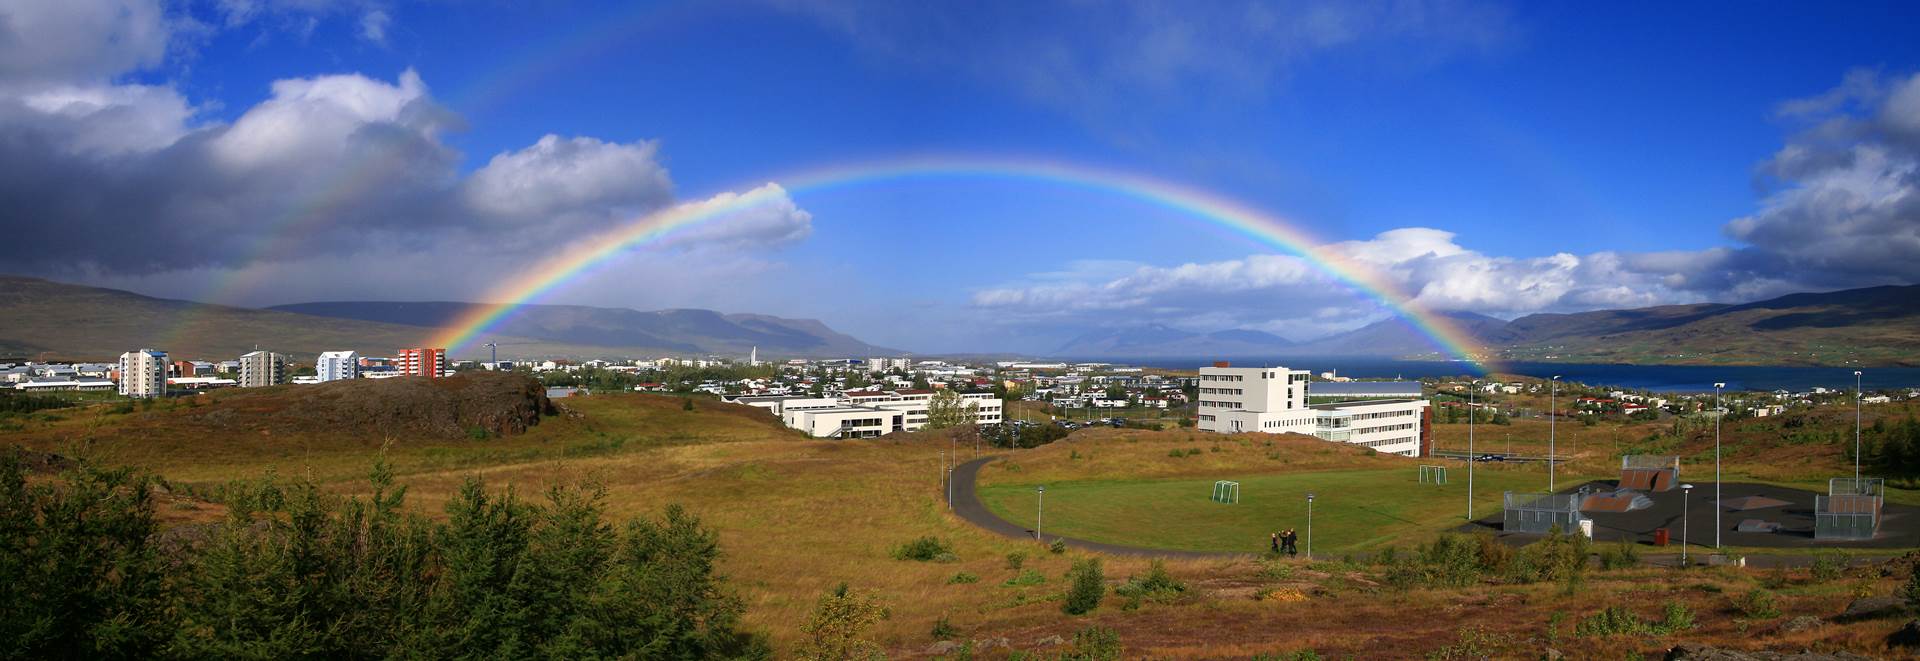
[948, 456, 1905, 570]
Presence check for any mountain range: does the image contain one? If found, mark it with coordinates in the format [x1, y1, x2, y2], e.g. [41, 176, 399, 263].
[1051, 285, 1920, 367]
[0, 276, 889, 361]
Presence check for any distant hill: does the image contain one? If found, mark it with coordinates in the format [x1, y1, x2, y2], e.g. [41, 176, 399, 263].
[1051, 324, 1294, 357]
[1288, 311, 1513, 357]
[0, 276, 567, 362]
[1495, 284, 1920, 366]
[270, 301, 893, 358]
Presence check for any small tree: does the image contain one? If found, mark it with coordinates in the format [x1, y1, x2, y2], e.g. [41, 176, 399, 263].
[1902, 568, 1920, 610]
[798, 583, 888, 660]
[926, 389, 978, 430]
[1062, 558, 1105, 615]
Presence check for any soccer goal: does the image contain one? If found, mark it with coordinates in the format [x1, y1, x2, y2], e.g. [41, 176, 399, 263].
[1418, 465, 1450, 484]
[1211, 480, 1240, 504]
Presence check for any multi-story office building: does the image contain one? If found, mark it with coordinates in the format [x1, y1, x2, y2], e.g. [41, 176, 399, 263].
[316, 351, 359, 382]
[117, 349, 167, 398]
[739, 389, 1004, 438]
[396, 348, 448, 378]
[1196, 362, 1430, 457]
[238, 350, 289, 388]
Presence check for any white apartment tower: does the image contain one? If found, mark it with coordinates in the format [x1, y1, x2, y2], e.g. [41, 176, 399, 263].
[238, 350, 290, 388]
[1195, 363, 1311, 433]
[316, 351, 359, 382]
[118, 349, 167, 398]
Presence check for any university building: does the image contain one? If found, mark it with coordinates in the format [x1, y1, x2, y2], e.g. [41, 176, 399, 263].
[1196, 362, 1431, 457]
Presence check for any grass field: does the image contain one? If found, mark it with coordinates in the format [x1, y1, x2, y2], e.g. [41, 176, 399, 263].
[978, 468, 1572, 555]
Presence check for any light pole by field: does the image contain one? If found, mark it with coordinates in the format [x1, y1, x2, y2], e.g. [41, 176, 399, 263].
[1305, 492, 1315, 561]
[1035, 485, 1045, 542]
[1713, 382, 1724, 549]
[1681, 483, 1695, 565]
[1856, 370, 1864, 484]
[1467, 379, 1479, 521]
[1550, 376, 1560, 492]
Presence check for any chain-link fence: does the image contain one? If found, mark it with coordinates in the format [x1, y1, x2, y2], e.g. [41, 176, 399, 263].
[1503, 491, 1584, 534]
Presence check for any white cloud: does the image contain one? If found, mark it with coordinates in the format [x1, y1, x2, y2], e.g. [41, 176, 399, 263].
[464, 135, 674, 223]
[358, 8, 388, 43]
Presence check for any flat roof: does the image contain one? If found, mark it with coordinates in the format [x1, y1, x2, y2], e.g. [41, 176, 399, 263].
[1308, 381, 1422, 396]
[1311, 398, 1424, 410]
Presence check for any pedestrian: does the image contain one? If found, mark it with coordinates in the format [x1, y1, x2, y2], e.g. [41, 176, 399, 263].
[1281, 528, 1298, 556]
[1270, 531, 1280, 554]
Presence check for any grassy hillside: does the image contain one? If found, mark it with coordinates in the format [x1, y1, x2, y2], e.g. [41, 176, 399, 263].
[12, 388, 1920, 657]
[0, 276, 614, 362]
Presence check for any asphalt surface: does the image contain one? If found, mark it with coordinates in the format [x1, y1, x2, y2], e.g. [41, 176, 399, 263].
[949, 456, 1245, 560]
[1458, 479, 1920, 549]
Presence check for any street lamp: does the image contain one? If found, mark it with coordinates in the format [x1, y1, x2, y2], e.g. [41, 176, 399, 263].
[1305, 492, 1316, 560]
[1856, 370, 1864, 485]
[1713, 382, 1724, 549]
[1035, 485, 1045, 542]
[1551, 376, 1560, 492]
[1468, 380, 1479, 520]
[1681, 483, 1695, 565]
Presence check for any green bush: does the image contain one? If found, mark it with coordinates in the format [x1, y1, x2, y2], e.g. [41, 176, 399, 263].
[1574, 601, 1693, 637]
[947, 572, 979, 585]
[1005, 551, 1026, 570]
[930, 614, 958, 639]
[1734, 589, 1781, 619]
[1049, 538, 1068, 554]
[1598, 540, 1640, 570]
[1809, 553, 1845, 582]
[1114, 559, 1186, 609]
[891, 536, 955, 561]
[1002, 569, 1046, 587]
[1061, 558, 1105, 615]
[1901, 568, 1920, 609]
[1166, 448, 1185, 458]
[1061, 625, 1122, 661]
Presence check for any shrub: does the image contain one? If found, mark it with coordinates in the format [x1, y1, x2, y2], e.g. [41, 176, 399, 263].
[1005, 551, 1027, 570]
[1061, 558, 1105, 615]
[1062, 625, 1122, 661]
[1049, 538, 1068, 554]
[947, 572, 979, 585]
[1427, 625, 1501, 659]
[891, 536, 955, 562]
[1598, 540, 1640, 570]
[799, 583, 889, 660]
[1002, 569, 1046, 587]
[1253, 652, 1324, 661]
[1809, 553, 1845, 582]
[930, 614, 958, 639]
[465, 426, 492, 440]
[1734, 589, 1781, 619]
[1901, 569, 1920, 609]
[682, 397, 694, 411]
[1166, 448, 1185, 458]
[1114, 559, 1186, 609]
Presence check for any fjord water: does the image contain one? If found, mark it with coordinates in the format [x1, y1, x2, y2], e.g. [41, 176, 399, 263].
[1104, 356, 1920, 392]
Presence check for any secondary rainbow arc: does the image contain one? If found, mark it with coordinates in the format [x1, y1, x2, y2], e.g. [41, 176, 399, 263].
[427, 157, 1492, 371]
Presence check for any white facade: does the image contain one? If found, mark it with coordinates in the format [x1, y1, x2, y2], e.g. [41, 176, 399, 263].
[238, 350, 289, 388]
[749, 390, 1003, 437]
[1196, 363, 1427, 457]
[118, 349, 167, 398]
[1196, 365, 1311, 433]
[784, 407, 904, 438]
[866, 357, 912, 373]
[316, 351, 359, 382]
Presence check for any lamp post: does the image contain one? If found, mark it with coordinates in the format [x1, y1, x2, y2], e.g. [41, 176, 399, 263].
[1468, 380, 1479, 520]
[1681, 483, 1695, 565]
[1713, 382, 1724, 549]
[1856, 370, 1864, 485]
[1305, 492, 1316, 560]
[1551, 376, 1560, 492]
[1035, 485, 1045, 541]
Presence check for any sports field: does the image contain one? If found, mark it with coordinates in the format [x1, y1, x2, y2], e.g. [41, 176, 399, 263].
[977, 467, 1571, 555]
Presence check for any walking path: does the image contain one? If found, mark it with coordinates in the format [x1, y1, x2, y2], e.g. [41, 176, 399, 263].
[948, 456, 1904, 570]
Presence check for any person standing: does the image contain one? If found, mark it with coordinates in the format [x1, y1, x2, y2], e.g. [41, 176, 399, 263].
[1281, 528, 1298, 556]
[1270, 531, 1281, 554]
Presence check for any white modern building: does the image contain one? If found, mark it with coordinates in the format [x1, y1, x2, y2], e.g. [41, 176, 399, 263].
[1197, 362, 1430, 457]
[737, 389, 1004, 438]
[238, 350, 290, 388]
[866, 357, 913, 373]
[316, 350, 359, 382]
[118, 349, 168, 398]
[783, 406, 905, 439]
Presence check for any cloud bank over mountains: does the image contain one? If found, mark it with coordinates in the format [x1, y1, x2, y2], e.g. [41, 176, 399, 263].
[973, 69, 1920, 342]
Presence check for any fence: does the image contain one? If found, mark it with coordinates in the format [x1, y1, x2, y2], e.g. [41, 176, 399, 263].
[1815, 477, 1884, 540]
[1503, 491, 1585, 534]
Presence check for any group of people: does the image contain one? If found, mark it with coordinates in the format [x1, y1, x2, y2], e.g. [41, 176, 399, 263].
[1269, 528, 1299, 556]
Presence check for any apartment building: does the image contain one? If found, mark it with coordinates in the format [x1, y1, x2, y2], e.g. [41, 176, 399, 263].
[316, 350, 359, 382]
[118, 349, 168, 398]
[238, 350, 290, 388]
[396, 348, 448, 378]
[739, 389, 1005, 438]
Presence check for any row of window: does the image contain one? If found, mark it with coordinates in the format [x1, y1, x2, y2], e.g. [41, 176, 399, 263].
[1200, 374, 1245, 382]
[1350, 409, 1417, 421]
[1198, 400, 1244, 409]
[1353, 422, 1419, 434]
[1355, 436, 1418, 449]
[1198, 387, 1244, 395]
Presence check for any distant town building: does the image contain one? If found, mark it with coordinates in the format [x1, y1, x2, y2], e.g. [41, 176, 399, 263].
[118, 349, 168, 398]
[316, 350, 359, 382]
[396, 348, 448, 378]
[238, 350, 290, 388]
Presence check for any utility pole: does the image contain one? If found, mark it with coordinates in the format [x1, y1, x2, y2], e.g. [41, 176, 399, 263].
[1550, 376, 1560, 492]
[1856, 370, 1864, 485]
[1713, 382, 1724, 549]
[1468, 380, 1478, 520]
[1305, 492, 1315, 560]
[1681, 483, 1695, 565]
[1035, 485, 1045, 541]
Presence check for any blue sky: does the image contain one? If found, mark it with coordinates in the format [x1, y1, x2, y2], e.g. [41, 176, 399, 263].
[8, 1, 1920, 353]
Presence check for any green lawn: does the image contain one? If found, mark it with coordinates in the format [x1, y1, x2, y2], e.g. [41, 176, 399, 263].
[977, 467, 1579, 555]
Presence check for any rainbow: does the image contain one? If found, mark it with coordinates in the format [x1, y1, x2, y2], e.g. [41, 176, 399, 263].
[427, 156, 1493, 371]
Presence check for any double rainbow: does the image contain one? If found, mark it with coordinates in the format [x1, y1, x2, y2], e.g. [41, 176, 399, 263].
[426, 156, 1491, 371]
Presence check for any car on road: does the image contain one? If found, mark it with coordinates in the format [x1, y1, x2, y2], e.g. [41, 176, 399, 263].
[1475, 454, 1506, 462]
